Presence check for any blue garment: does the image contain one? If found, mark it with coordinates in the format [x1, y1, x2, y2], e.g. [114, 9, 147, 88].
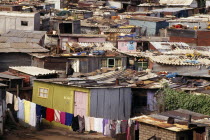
[166, 72, 178, 78]
[36, 104, 42, 117]
[17, 98, 24, 121]
[41, 106, 46, 118]
[65, 113, 73, 126]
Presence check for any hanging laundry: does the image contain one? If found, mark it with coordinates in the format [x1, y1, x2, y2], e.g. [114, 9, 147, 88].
[103, 119, 111, 136]
[65, 113, 73, 126]
[36, 104, 42, 117]
[46, 108, 54, 122]
[41, 106, 46, 118]
[17, 98, 24, 121]
[24, 100, 31, 123]
[72, 115, 79, 131]
[14, 95, 19, 111]
[78, 116, 85, 133]
[121, 120, 128, 133]
[110, 120, 117, 138]
[94, 118, 103, 133]
[89, 117, 95, 131]
[84, 116, 90, 131]
[116, 120, 121, 134]
[6, 91, 13, 104]
[54, 110, 61, 122]
[29, 102, 36, 127]
[60, 112, 66, 124]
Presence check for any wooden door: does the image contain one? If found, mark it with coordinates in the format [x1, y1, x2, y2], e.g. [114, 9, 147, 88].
[74, 91, 88, 117]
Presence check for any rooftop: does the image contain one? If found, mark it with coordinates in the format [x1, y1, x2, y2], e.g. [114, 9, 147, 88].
[0, 11, 38, 17]
[59, 34, 107, 38]
[151, 7, 193, 13]
[9, 66, 57, 76]
[0, 30, 46, 43]
[0, 73, 23, 80]
[129, 16, 168, 22]
[159, 0, 195, 6]
[132, 109, 210, 132]
[0, 43, 49, 53]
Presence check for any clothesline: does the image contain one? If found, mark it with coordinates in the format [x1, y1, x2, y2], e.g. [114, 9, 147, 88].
[6, 92, 139, 139]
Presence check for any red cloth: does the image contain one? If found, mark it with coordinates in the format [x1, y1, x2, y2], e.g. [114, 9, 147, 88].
[46, 108, 54, 122]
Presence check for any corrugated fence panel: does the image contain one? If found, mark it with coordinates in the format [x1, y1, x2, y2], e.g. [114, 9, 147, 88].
[97, 89, 105, 118]
[119, 88, 125, 120]
[90, 89, 98, 117]
[103, 89, 111, 119]
[110, 88, 119, 120]
[124, 88, 132, 119]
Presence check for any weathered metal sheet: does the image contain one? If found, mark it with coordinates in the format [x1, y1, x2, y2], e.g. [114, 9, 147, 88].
[168, 29, 197, 38]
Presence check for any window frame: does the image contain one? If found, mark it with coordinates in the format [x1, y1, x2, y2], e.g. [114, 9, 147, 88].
[38, 87, 49, 99]
[107, 58, 115, 68]
[21, 21, 28, 26]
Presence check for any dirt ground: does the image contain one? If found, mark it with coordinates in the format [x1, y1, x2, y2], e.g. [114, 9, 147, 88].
[1, 117, 114, 140]
[1, 127, 114, 140]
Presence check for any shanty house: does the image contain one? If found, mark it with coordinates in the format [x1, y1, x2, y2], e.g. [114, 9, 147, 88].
[31, 48, 127, 74]
[168, 29, 210, 46]
[151, 8, 194, 18]
[59, 34, 107, 51]
[50, 20, 81, 34]
[129, 16, 169, 36]
[67, 51, 127, 73]
[149, 42, 190, 53]
[32, 78, 132, 123]
[0, 30, 46, 47]
[0, 73, 23, 89]
[133, 109, 210, 140]
[0, 43, 49, 72]
[6, 66, 58, 101]
[118, 40, 137, 52]
[0, 11, 40, 34]
[168, 15, 210, 30]
[159, 0, 198, 8]
[103, 28, 135, 41]
[8, 66, 58, 87]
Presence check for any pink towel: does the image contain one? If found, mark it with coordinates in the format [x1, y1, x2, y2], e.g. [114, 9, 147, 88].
[60, 112, 66, 124]
[54, 110, 61, 122]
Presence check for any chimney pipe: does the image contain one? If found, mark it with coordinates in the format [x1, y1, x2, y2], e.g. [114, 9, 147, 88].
[167, 117, 174, 124]
[188, 115, 192, 123]
[115, 78, 119, 86]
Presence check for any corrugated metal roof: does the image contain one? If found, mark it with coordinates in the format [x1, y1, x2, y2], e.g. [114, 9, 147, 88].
[132, 109, 210, 132]
[150, 42, 189, 52]
[0, 73, 23, 80]
[152, 8, 193, 13]
[0, 11, 38, 17]
[149, 55, 210, 66]
[0, 30, 46, 43]
[159, 0, 194, 5]
[103, 28, 133, 33]
[67, 42, 116, 50]
[168, 15, 210, 22]
[0, 43, 49, 53]
[9, 66, 57, 76]
[130, 16, 168, 22]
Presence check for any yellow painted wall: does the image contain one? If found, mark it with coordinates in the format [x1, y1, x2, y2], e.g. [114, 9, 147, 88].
[32, 81, 90, 115]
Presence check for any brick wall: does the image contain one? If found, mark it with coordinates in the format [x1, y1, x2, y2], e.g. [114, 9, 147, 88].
[139, 123, 177, 140]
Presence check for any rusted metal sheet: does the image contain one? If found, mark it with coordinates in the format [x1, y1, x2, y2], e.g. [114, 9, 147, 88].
[78, 37, 106, 42]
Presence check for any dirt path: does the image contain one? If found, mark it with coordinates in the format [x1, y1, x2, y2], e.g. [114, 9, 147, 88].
[2, 127, 114, 140]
